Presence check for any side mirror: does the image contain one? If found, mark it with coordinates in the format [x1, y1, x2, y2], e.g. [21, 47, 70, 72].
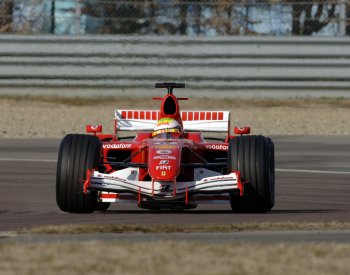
[86, 125, 102, 135]
[234, 127, 250, 135]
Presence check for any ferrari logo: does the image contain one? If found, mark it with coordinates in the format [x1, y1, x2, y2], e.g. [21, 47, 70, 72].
[161, 171, 167, 176]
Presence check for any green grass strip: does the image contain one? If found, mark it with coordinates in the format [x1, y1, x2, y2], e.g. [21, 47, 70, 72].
[21, 222, 350, 234]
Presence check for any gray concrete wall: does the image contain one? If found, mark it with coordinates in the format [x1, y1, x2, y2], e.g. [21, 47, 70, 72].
[1, 35, 350, 97]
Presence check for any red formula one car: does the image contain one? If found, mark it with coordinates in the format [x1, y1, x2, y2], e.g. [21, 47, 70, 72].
[56, 83, 275, 213]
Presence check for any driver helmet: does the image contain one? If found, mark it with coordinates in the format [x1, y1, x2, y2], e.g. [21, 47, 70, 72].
[152, 118, 183, 139]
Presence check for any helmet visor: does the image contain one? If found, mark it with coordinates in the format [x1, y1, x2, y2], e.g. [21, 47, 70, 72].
[152, 128, 183, 139]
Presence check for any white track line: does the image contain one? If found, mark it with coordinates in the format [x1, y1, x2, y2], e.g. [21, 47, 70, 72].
[276, 168, 350, 175]
[0, 158, 57, 163]
[0, 158, 349, 175]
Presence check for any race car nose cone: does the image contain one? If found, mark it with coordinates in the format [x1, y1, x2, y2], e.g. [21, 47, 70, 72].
[147, 140, 182, 181]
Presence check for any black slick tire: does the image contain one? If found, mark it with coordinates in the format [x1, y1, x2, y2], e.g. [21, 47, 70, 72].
[228, 135, 275, 213]
[56, 134, 102, 213]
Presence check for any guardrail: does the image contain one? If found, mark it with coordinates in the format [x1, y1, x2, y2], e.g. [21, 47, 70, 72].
[1, 35, 350, 94]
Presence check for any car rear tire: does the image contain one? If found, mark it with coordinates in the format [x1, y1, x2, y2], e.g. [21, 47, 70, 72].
[56, 134, 102, 213]
[228, 135, 275, 213]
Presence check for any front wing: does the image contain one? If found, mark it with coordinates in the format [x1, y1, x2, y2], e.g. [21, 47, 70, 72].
[86, 168, 242, 201]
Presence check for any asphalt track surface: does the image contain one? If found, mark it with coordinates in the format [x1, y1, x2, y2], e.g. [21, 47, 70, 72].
[0, 136, 350, 236]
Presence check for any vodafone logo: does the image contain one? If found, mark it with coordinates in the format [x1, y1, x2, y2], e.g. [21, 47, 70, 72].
[205, 144, 228, 150]
[86, 124, 102, 133]
[103, 143, 132, 149]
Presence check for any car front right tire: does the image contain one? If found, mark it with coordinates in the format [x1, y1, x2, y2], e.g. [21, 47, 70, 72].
[228, 135, 275, 213]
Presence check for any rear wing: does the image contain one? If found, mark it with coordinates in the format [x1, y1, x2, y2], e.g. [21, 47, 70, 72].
[115, 110, 230, 133]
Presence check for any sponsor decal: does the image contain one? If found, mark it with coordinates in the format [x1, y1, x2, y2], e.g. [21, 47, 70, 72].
[161, 171, 167, 176]
[153, 141, 178, 146]
[154, 144, 177, 150]
[153, 155, 176, 160]
[203, 176, 235, 182]
[205, 144, 228, 151]
[159, 160, 169, 165]
[166, 142, 178, 145]
[95, 174, 131, 184]
[86, 124, 102, 132]
[160, 184, 170, 191]
[156, 149, 172, 155]
[156, 165, 172, 171]
[103, 143, 132, 149]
